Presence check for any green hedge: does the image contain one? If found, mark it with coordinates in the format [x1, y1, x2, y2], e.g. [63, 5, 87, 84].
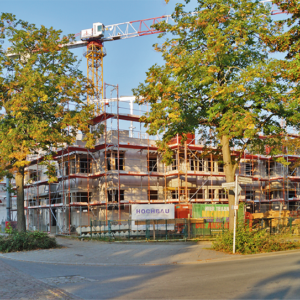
[0, 231, 57, 253]
[213, 226, 300, 254]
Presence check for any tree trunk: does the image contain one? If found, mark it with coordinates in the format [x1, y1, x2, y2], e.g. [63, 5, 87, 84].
[221, 135, 236, 231]
[16, 168, 26, 232]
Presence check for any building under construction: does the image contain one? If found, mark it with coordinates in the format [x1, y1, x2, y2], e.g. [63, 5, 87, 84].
[8, 96, 300, 234]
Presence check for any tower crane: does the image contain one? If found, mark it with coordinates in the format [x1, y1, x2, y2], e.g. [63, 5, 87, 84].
[5, 0, 284, 111]
[65, 15, 173, 109]
[66, 0, 283, 110]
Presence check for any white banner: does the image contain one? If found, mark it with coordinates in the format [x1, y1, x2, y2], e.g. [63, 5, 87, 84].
[132, 204, 174, 220]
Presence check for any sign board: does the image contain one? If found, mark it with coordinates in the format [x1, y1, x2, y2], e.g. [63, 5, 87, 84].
[222, 182, 235, 189]
[234, 205, 239, 210]
[192, 204, 230, 234]
[239, 177, 253, 184]
[236, 185, 242, 195]
[132, 204, 174, 221]
[222, 182, 242, 195]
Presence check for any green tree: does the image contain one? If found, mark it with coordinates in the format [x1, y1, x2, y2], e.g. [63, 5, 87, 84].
[261, 0, 300, 181]
[267, 0, 300, 59]
[133, 0, 300, 229]
[264, 0, 300, 108]
[0, 14, 95, 232]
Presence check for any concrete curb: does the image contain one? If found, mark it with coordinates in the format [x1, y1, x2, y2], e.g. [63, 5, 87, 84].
[56, 235, 215, 244]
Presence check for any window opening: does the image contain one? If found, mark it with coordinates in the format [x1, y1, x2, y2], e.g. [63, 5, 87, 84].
[148, 155, 158, 172]
[218, 162, 224, 172]
[288, 163, 296, 176]
[171, 191, 178, 199]
[149, 190, 158, 200]
[172, 155, 177, 170]
[107, 189, 124, 210]
[218, 189, 227, 199]
[76, 192, 91, 203]
[63, 159, 76, 175]
[79, 158, 90, 173]
[245, 163, 252, 176]
[266, 161, 275, 176]
[190, 158, 195, 171]
[115, 152, 125, 171]
[288, 190, 295, 199]
[190, 189, 203, 200]
[107, 153, 111, 171]
[246, 190, 255, 201]
[29, 170, 42, 181]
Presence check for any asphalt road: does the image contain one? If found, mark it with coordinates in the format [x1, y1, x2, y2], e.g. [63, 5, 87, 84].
[2, 250, 300, 299]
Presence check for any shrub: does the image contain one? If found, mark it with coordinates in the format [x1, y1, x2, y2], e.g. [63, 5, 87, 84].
[5, 222, 13, 234]
[213, 226, 300, 254]
[0, 231, 58, 253]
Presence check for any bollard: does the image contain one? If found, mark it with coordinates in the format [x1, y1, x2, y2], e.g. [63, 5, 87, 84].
[128, 219, 131, 240]
[184, 219, 188, 239]
[146, 220, 150, 240]
[99, 220, 102, 239]
[90, 220, 93, 238]
[165, 220, 168, 240]
[108, 220, 111, 241]
[79, 207, 82, 236]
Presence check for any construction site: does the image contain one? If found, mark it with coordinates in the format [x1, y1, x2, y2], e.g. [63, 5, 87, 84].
[2, 6, 300, 237]
[1, 92, 296, 235]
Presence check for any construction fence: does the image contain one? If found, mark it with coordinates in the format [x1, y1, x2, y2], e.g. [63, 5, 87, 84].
[76, 218, 229, 240]
[74, 217, 300, 240]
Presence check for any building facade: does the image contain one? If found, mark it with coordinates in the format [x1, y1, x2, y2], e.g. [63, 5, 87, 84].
[14, 97, 300, 234]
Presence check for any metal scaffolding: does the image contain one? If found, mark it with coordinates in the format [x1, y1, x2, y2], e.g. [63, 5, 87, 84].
[19, 95, 300, 234]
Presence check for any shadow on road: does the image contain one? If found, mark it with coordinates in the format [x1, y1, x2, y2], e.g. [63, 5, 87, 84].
[0, 238, 226, 266]
[238, 259, 300, 299]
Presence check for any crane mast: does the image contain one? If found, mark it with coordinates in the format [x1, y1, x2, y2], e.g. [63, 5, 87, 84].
[84, 41, 106, 111]
[79, 15, 172, 111]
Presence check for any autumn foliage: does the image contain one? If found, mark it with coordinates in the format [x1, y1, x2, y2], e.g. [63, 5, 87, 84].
[0, 14, 95, 231]
[133, 0, 300, 230]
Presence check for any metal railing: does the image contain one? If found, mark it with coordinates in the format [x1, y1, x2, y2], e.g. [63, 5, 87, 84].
[246, 217, 300, 235]
[75, 218, 229, 240]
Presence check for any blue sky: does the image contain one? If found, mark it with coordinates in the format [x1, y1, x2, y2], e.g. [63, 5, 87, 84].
[1, 0, 287, 98]
[1, 0, 195, 97]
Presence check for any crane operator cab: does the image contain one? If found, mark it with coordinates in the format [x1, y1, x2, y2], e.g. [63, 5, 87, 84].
[80, 23, 105, 40]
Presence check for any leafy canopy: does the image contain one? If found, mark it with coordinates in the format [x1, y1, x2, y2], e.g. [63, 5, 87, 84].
[133, 0, 300, 166]
[0, 14, 95, 177]
[267, 0, 300, 59]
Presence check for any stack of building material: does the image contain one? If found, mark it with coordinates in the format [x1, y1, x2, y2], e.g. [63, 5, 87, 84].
[251, 210, 291, 227]
[251, 212, 264, 219]
[292, 219, 300, 234]
[264, 210, 290, 226]
[264, 209, 289, 218]
[292, 218, 300, 225]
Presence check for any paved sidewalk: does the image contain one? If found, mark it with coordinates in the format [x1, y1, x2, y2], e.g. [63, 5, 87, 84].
[0, 259, 78, 299]
[0, 237, 237, 266]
